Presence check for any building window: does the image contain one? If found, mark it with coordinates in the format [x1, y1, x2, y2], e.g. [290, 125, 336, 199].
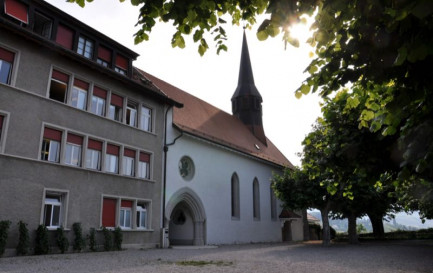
[97, 45, 111, 67]
[4, 0, 28, 24]
[65, 133, 82, 166]
[49, 70, 69, 103]
[122, 148, 135, 176]
[140, 106, 152, 132]
[136, 203, 147, 229]
[71, 78, 89, 110]
[77, 36, 93, 59]
[115, 54, 128, 75]
[270, 185, 277, 220]
[0, 115, 5, 150]
[42, 190, 67, 229]
[102, 198, 116, 228]
[253, 178, 260, 220]
[41, 127, 62, 163]
[231, 173, 240, 219]
[91, 86, 107, 116]
[0, 46, 15, 85]
[86, 139, 102, 170]
[138, 152, 150, 179]
[55, 24, 74, 50]
[105, 144, 119, 173]
[33, 11, 52, 39]
[119, 200, 132, 229]
[126, 102, 137, 127]
[108, 93, 123, 122]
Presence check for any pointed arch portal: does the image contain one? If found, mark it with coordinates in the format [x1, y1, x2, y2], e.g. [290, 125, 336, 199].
[166, 187, 206, 245]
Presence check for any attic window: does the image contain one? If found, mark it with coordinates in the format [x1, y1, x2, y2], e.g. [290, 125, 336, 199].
[254, 144, 260, 150]
[4, 0, 28, 24]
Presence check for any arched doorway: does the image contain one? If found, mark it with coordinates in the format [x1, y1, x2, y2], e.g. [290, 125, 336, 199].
[166, 188, 206, 246]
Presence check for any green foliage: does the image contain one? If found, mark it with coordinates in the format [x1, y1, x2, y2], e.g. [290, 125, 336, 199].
[102, 227, 112, 251]
[356, 224, 367, 234]
[56, 227, 69, 254]
[0, 220, 11, 257]
[16, 221, 30, 256]
[113, 227, 123, 251]
[72, 223, 85, 252]
[34, 225, 49, 255]
[88, 228, 97, 252]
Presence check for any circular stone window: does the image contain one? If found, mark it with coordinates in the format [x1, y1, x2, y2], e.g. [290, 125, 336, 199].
[178, 156, 195, 181]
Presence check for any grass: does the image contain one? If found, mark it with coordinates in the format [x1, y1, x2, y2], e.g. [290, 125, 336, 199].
[176, 260, 234, 267]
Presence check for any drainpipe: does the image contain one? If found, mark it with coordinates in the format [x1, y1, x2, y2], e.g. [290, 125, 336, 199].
[162, 104, 183, 247]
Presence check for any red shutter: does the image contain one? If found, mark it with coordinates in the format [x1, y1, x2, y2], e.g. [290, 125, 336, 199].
[121, 200, 133, 208]
[0, 116, 3, 130]
[73, 79, 89, 90]
[4, 0, 28, 24]
[102, 198, 116, 227]
[51, 70, 69, 83]
[115, 55, 128, 70]
[110, 94, 123, 107]
[56, 24, 74, 50]
[43, 128, 62, 141]
[0, 47, 15, 63]
[88, 139, 102, 150]
[106, 144, 119, 156]
[139, 152, 150, 163]
[67, 133, 83, 145]
[97, 46, 111, 62]
[93, 86, 107, 99]
[124, 148, 135, 158]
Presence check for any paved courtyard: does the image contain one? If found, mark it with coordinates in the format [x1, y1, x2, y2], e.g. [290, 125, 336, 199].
[0, 241, 432, 273]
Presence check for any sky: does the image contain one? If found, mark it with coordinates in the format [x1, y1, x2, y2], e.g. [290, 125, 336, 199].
[44, 0, 323, 167]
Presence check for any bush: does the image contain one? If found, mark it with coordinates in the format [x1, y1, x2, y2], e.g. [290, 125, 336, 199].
[56, 227, 69, 254]
[0, 220, 11, 257]
[72, 223, 85, 252]
[16, 221, 30, 256]
[102, 227, 112, 251]
[88, 228, 97, 252]
[34, 225, 49, 255]
[113, 227, 123, 251]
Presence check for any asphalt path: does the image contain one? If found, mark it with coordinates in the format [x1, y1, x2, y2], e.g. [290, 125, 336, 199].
[0, 241, 432, 273]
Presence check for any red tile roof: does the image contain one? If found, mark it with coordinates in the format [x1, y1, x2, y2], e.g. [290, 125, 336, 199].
[136, 69, 294, 168]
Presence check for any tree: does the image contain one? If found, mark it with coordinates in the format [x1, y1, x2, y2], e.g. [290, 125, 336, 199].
[71, 0, 433, 218]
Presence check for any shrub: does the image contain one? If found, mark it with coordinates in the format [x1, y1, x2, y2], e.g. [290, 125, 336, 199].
[72, 223, 85, 252]
[34, 225, 49, 255]
[56, 227, 69, 254]
[0, 220, 11, 257]
[102, 227, 112, 251]
[113, 227, 123, 251]
[16, 221, 30, 256]
[88, 228, 97, 252]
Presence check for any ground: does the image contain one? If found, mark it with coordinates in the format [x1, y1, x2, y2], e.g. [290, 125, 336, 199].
[0, 241, 432, 272]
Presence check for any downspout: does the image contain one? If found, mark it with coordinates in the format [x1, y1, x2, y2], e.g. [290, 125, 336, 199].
[162, 105, 183, 229]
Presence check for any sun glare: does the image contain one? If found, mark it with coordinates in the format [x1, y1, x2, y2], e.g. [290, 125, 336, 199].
[288, 15, 315, 45]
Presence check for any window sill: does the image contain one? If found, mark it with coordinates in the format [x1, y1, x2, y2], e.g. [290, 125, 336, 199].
[231, 217, 240, 221]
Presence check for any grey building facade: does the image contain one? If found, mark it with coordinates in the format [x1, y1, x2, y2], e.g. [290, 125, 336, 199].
[0, 0, 180, 255]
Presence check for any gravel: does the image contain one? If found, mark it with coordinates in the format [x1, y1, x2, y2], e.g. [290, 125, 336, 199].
[0, 241, 432, 273]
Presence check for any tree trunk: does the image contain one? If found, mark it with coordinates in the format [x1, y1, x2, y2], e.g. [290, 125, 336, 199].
[368, 213, 385, 239]
[320, 202, 331, 246]
[348, 213, 359, 244]
[302, 209, 310, 241]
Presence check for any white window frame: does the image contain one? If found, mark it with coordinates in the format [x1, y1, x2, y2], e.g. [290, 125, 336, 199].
[65, 142, 82, 166]
[140, 106, 152, 132]
[70, 86, 87, 110]
[0, 111, 9, 154]
[77, 36, 93, 59]
[41, 138, 61, 162]
[119, 207, 132, 229]
[126, 102, 137, 127]
[136, 203, 148, 229]
[105, 153, 119, 173]
[90, 95, 105, 116]
[137, 160, 149, 179]
[122, 155, 135, 176]
[85, 148, 101, 170]
[41, 189, 69, 230]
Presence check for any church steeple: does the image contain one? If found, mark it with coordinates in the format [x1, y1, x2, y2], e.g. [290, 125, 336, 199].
[231, 31, 267, 146]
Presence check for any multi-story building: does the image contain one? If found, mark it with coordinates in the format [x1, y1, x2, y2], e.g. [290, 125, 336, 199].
[0, 0, 180, 255]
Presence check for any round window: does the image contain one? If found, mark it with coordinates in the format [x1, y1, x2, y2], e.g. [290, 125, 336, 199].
[178, 156, 195, 181]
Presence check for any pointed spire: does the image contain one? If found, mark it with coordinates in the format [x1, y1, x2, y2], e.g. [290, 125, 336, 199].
[231, 31, 267, 146]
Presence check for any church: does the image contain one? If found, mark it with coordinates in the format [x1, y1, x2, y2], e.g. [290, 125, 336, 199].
[141, 32, 304, 246]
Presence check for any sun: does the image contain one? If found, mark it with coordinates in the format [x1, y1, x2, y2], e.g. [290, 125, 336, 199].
[287, 15, 315, 46]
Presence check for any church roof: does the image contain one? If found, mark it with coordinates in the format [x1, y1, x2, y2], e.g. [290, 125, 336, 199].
[136, 69, 294, 168]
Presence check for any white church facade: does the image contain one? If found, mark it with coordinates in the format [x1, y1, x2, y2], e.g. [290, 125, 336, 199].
[142, 33, 304, 245]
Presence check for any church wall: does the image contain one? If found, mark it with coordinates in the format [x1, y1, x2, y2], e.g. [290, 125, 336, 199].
[165, 131, 303, 244]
